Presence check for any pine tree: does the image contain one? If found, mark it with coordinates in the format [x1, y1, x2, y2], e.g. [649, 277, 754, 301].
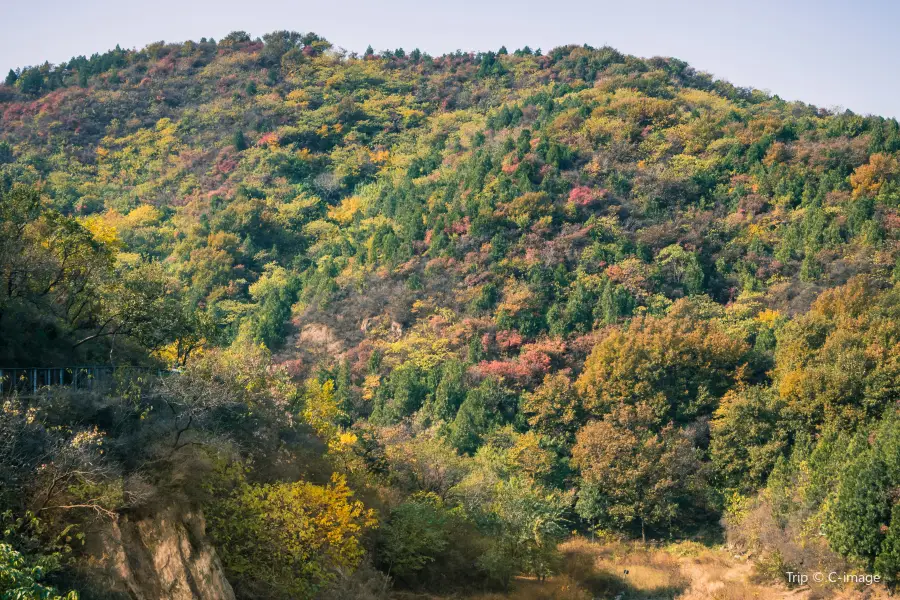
[825, 450, 891, 566]
[233, 130, 248, 151]
[334, 359, 354, 425]
[875, 504, 900, 584]
[431, 360, 466, 422]
[17, 68, 42, 93]
[449, 392, 489, 454]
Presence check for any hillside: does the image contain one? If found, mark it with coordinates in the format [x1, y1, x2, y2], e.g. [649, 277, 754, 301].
[1, 31, 899, 599]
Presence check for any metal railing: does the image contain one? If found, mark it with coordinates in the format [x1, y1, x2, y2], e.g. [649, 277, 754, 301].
[0, 366, 166, 397]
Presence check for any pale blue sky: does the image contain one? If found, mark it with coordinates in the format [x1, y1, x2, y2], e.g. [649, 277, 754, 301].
[2, 0, 897, 117]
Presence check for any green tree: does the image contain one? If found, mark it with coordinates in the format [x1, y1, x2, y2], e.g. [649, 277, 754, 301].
[426, 359, 467, 423]
[237, 264, 300, 349]
[825, 448, 891, 566]
[0, 543, 77, 600]
[655, 244, 704, 296]
[824, 413, 900, 570]
[0, 141, 12, 164]
[875, 504, 900, 585]
[449, 379, 511, 454]
[483, 477, 569, 583]
[233, 129, 248, 151]
[449, 391, 491, 455]
[377, 493, 452, 585]
[16, 68, 42, 94]
[710, 386, 788, 493]
[573, 404, 703, 541]
[205, 465, 376, 600]
[334, 359, 355, 425]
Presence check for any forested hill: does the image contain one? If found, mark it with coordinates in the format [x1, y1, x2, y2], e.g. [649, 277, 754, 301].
[3, 31, 899, 364]
[2, 30, 900, 598]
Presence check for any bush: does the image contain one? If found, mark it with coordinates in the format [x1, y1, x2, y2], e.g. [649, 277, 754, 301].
[0, 543, 77, 600]
[204, 463, 376, 600]
[376, 493, 453, 586]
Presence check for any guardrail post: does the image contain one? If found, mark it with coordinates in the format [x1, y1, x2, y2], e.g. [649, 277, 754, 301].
[0, 365, 172, 397]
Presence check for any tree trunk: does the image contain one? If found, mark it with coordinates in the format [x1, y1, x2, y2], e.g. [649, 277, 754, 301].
[641, 518, 646, 544]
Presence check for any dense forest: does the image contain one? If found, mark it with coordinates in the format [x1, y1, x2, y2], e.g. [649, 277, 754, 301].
[1, 30, 899, 599]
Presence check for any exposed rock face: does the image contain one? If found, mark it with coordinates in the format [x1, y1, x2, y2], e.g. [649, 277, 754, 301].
[89, 506, 235, 600]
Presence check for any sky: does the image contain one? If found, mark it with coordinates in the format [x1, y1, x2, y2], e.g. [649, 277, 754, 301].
[2, 0, 898, 118]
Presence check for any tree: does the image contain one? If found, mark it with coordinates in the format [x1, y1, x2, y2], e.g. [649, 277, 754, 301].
[710, 386, 788, 493]
[549, 279, 594, 335]
[595, 276, 635, 325]
[576, 309, 747, 426]
[449, 379, 511, 454]
[825, 448, 891, 566]
[261, 30, 302, 65]
[205, 466, 376, 600]
[17, 68, 43, 94]
[875, 504, 900, 585]
[654, 244, 704, 296]
[422, 359, 466, 424]
[220, 30, 251, 47]
[774, 277, 900, 433]
[0, 543, 77, 600]
[824, 414, 900, 570]
[0, 187, 190, 364]
[377, 493, 452, 585]
[237, 263, 300, 349]
[573, 404, 703, 541]
[300, 378, 353, 454]
[506, 430, 557, 485]
[449, 391, 491, 455]
[521, 372, 582, 447]
[233, 129, 248, 151]
[485, 477, 569, 582]
[0, 187, 114, 362]
[850, 152, 898, 199]
[371, 362, 427, 424]
[333, 359, 356, 425]
[4, 68, 16, 86]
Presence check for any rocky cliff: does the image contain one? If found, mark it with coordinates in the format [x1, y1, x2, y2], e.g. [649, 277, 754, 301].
[86, 506, 235, 600]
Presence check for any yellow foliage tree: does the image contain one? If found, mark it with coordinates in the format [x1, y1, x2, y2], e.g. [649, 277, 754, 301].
[204, 463, 376, 600]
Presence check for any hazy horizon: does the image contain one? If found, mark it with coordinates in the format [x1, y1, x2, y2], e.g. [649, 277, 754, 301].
[2, 0, 899, 118]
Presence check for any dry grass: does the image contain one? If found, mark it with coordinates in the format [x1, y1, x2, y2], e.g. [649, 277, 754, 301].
[390, 577, 594, 600]
[391, 537, 894, 600]
[560, 537, 688, 599]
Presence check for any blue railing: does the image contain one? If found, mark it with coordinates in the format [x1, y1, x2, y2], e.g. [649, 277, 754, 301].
[0, 366, 166, 396]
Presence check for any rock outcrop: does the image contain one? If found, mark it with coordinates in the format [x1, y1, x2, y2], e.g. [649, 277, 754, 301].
[87, 506, 235, 600]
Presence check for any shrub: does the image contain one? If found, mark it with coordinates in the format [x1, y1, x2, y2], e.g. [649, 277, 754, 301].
[204, 463, 376, 600]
